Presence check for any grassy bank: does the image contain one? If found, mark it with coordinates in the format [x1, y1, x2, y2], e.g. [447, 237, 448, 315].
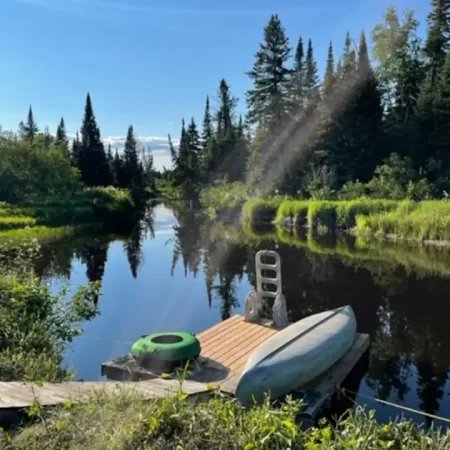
[0, 187, 135, 242]
[237, 197, 450, 242]
[4, 389, 449, 449]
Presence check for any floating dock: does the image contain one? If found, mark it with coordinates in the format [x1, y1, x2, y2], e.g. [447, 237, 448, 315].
[0, 314, 369, 422]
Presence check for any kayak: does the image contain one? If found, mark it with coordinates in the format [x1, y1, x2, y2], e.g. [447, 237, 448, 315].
[235, 305, 357, 406]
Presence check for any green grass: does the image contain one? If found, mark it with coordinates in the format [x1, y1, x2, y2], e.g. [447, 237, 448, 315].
[0, 216, 36, 230]
[242, 198, 283, 226]
[5, 389, 450, 449]
[275, 200, 309, 225]
[0, 226, 75, 244]
[355, 200, 450, 241]
[241, 196, 450, 242]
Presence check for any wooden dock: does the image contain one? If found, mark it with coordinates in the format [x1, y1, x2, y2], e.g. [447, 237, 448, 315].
[0, 314, 370, 420]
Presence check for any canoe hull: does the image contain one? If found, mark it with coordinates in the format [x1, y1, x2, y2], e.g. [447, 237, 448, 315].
[235, 305, 357, 406]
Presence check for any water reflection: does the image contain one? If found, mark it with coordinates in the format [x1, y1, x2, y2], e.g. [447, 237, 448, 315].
[2, 202, 450, 425]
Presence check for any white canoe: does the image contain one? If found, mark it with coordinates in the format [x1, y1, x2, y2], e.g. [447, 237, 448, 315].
[235, 305, 357, 406]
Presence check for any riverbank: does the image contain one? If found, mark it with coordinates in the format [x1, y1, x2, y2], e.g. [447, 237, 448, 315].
[200, 185, 450, 243]
[0, 187, 136, 243]
[3, 388, 449, 449]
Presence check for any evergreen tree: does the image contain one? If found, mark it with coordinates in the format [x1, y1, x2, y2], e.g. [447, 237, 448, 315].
[19, 106, 39, 142]
[424, 0, 450, 84]
[323, 41, 336, 99]
[79, 93, 111, 186]
[113, 149, 125, 188]
[71, 132, 81, 166]
[289, 36, 306, 116]
[246, 14, 292, 128]
[55, 117, 69, 156]
[123, 125, 144, 193]
[201, 95, 213, 150]
[304, 39, 319, 103]
[342, 32, 357, 78]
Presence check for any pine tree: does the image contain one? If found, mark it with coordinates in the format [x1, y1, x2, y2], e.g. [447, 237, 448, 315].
[123, 125, 143, 193]
[304, 39, 319, 103]
[79, 93, 111, 186]
[323, 41, 336, 99]
[424, 0, 450, 84]
[19, 106, 39, 142]
[71, 132, 81, 166]
[55, 117, 69, 156]
[246, 14, 292, 128]
[289, 36, 306, 116]
[216, 79, 236, 137]
[201, 95, 213, 150]
[342, 32, 357, 78]
[113, 149, 125, 188]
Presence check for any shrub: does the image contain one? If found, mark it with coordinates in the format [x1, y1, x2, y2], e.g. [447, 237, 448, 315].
[0, 260, 100, 381]
[200, 182, 249, 212]
[0, 139, 82, 203]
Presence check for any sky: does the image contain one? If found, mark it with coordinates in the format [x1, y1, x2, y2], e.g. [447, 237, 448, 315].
[0, 0, 430, 170]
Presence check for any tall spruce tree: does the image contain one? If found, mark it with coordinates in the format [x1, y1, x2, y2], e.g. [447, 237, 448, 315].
[246, 14, 292, 128]
[323, 41, 336, 99]
[201, 95, 213, 149]
[424, 0, 450, 85]
[123, 125, 143, 193]
[19, 106, 39, 142]
[79, 93, 111, 186]
[55, 117, 69, 156]
[304, 39, 320, 103]
[289, 37, 306, 116]
[342, 32, 357, 78]
[71, 132, 81, 166]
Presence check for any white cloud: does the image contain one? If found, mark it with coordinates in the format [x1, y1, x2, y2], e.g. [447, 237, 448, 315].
[102, 135, 179, 153]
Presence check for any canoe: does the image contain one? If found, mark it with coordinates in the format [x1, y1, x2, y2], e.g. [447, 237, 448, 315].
[235, 305, 357, 406]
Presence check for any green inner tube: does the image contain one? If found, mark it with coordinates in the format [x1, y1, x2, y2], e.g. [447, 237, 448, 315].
[131, 332, 201, 362]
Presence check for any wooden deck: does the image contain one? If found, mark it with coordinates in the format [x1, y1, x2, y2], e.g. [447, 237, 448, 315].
[0, 314, 370, 416]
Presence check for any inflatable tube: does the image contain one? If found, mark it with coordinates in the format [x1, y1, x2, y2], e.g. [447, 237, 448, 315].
[131, 332, 201, 363]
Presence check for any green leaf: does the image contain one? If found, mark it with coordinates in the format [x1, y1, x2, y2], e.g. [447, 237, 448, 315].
[244, 444, 255, 450]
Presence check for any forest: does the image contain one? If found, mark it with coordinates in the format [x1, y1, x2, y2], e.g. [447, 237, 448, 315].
[166, 2, 450, 203]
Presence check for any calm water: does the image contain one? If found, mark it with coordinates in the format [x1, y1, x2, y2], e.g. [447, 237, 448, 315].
[25, 202, 450, 427]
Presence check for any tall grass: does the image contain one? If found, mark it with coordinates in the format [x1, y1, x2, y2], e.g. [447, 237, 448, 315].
[0, 215, 36, 230]
[0, 226, 75, 244]
[6, 389, 450, 449]
[356, 200, 450, 241]
[242, 198, 283, 226]
[275, 200, 309, 225]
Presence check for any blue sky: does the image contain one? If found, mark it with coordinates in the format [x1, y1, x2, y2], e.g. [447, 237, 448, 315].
[0, 0, 430, 169]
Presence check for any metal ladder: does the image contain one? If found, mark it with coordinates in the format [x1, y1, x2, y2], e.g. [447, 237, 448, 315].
[245, 250, 288, 328]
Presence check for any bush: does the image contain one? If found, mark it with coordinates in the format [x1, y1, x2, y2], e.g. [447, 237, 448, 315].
[0, 139, 82, 203]
[0, 240, 100, 381]
[199, 182, 249, 213]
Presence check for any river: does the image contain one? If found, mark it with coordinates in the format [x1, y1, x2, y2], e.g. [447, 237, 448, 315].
[30, 202, 450, 427]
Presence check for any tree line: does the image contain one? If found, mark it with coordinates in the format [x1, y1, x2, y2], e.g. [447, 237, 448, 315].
[169, 1, 450, 200]
[1, 94, 156, 203]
